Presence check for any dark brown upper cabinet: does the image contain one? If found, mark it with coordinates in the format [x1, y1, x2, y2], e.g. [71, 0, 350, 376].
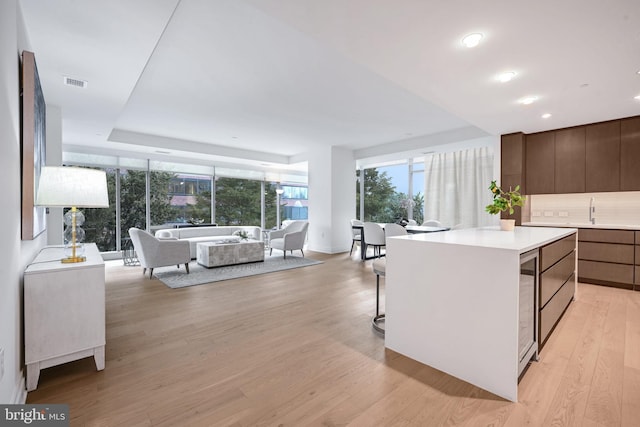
[554, 127, 586, 193]
[501, 133, 526, 223]
[526, 131, 555, 194]
[501, 133, 525, 178]
[621, 116, 640, 191]
[586, 121, 620, 192]
[503, 115, 640, 196]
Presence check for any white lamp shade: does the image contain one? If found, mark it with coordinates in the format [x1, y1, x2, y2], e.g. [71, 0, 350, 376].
[36, 166, 109, 208]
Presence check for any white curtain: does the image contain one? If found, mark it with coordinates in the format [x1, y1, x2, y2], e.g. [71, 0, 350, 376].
[423, 146, 494, 229]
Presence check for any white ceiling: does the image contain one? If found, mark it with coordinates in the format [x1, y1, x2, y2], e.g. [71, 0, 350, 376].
[19, 0, 640, 174]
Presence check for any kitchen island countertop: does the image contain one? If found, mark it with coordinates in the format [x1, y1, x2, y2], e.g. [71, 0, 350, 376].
[397, 225, 577, 252]
[385, 226, 577, 402]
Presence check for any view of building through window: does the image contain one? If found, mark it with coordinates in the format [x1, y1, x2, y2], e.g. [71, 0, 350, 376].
[167, 174, 212, 225]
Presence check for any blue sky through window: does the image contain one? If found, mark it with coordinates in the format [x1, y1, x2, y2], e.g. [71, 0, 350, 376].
[377, 164, 424, 196]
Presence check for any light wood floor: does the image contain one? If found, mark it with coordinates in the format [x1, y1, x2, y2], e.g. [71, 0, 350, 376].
[27, 251, 640, 426]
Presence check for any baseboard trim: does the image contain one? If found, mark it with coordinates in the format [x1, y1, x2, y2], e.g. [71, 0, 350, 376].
[307, 245, 351, 254]
[11, 372, 27, 404]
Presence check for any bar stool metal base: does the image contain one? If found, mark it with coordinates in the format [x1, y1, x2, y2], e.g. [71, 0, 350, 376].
[372, 314, 385, 334]
[372, 265, 386, 335]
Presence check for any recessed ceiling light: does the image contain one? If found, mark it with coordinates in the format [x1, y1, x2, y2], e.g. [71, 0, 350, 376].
[635, 94, 640, 100]
[496, 71, 517, 83]
[518, 96, 539, 105]
[541, 113, 552, 119]
[461, 33, 483, 48]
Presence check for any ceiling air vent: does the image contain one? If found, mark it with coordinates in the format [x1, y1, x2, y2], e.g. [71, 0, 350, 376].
[64, 76, 88, 88]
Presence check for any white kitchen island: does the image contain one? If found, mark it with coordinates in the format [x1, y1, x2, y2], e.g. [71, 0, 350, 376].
[385, 226, 577, 402]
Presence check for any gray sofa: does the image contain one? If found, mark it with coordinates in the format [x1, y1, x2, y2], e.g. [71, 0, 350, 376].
[155, 225, 262, 259]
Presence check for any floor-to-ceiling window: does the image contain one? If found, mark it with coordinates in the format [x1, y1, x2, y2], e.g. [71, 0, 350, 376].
[119, 168, 149, 253]
[62, 153, 307, 255]
[281, 185, 308, 221]
[149, 170, 181, 231]
[356, 159, 424, 223]
[215, 177, 263, 226]
[80, 168, 117, 252]
[160, 173, 212, 226]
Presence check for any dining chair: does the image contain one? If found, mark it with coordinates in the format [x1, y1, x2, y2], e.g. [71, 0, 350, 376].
[350, 219, 363, 255]
[383, 222, 408, 240]
[363, 222, 385, 259]
[422, 219, 443, 227]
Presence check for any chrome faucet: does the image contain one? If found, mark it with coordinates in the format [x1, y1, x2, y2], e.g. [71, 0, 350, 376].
[589, 197, 596, 225]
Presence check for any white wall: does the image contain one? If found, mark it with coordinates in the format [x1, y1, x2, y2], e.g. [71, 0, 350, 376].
[329, 147, 357, 252]
[0, 0, 46, 403]
[307, 146, 355, 253]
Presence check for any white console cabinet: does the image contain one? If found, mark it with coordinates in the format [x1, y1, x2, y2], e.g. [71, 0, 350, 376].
[24, 243, 105, 391]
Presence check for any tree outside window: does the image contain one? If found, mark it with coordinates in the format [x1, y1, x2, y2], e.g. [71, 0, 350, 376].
[356, 168, 424, 224]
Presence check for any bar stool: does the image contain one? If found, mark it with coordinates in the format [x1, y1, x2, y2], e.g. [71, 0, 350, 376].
[372, 257, 386, 334]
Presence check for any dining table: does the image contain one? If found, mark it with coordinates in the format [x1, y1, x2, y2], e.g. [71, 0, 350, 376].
[352, 223, 450, 261]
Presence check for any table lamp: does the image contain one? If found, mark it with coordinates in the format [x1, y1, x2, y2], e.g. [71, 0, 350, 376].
[36, 166, 109, 263]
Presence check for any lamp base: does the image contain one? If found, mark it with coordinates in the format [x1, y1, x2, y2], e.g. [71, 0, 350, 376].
[61, 256, 87, 263]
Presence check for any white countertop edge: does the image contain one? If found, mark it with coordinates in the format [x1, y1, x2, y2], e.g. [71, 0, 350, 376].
[513, 227, 577, 252]
[523, 222, 640, 231]
[394, 226, 577, 253]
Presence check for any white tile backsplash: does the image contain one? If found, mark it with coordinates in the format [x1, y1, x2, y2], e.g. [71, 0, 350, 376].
[529, 192, 640, 226]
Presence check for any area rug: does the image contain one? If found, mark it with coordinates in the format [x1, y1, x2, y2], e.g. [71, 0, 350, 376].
[154, 255, 323, 289]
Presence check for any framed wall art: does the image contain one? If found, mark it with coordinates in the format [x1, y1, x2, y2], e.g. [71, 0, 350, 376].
[21, 50, 47, 240]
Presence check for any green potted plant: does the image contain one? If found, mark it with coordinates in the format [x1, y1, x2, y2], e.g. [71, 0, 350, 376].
[485, 180, 525, 231]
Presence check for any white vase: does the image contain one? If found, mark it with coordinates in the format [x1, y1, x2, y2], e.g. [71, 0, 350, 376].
[500, 219, 516, 231]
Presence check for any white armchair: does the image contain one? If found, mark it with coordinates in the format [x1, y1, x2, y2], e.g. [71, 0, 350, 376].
[269, 221, 309, 259]
[129, 228, 191, 279]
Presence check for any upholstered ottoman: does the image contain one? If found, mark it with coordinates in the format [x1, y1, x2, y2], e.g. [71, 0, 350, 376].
[196, 240, 264, 268]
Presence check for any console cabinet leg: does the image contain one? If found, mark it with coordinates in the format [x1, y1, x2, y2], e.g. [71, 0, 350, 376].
[94, 346, 105, 371]
[26, 362, 40, 391]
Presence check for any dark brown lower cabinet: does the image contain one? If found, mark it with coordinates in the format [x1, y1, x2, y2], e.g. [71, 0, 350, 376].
[539, 233, 576, 348]
[540, 274, 575, 345]
[577, 229, 637, 290]
[578, 260, 634, 286]
[636, 230, 640, 289]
